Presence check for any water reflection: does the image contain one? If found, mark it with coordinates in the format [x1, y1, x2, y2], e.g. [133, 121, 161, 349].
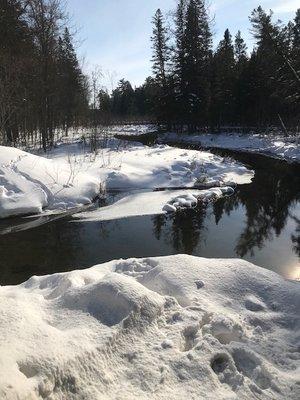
[0, 155, 299, 285]
[150, 162, 300, 261]
[153, 206, 208, 254]
[291, 216, 300, 258]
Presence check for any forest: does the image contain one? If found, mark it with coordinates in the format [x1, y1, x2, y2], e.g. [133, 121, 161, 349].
[1, 0, 300, 150]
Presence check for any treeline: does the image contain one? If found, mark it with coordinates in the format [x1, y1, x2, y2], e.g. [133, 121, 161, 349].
[98, 1, 300, 132]
[0, 0, 89, 150]
[2, 0, 299, 148]
[96, 78, 159, 124]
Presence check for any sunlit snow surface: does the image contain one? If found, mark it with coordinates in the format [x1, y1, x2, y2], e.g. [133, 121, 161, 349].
[161, 132, 300, 163]
[74, 187, 234, 222]
[0, 140, 253, 219]
[0, 255, 299, 399]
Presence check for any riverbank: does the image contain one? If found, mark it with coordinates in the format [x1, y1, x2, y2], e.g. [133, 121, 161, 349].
[0, 139, 253, 219]
[160, 132, 300, 164]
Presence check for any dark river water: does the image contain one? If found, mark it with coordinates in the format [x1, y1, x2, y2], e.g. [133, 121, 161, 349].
[0, 146, 299, 285]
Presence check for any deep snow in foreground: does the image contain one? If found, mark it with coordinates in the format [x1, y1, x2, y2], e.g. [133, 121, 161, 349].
[0, 255, 299, 399]
[0, 142, 253, 219]
[161, 132, 300, 163]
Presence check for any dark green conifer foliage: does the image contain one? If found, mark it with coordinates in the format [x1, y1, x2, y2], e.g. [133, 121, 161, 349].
[211, 29, 236, 128]
[181, 0, 212, 129]
[151, 8, 172, 124]
[111, 79, 135, 118]
[57, 28, 87, 134]
[234, 31, 248, 125]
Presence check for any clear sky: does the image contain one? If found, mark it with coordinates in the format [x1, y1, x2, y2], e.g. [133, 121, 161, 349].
[67, 0, 299, 89]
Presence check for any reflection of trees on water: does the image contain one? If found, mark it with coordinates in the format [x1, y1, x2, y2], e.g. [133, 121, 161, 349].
[234, 168, 300, 258]
[152, 162, 300, 259]
[212, 195, 239, 225]
[152, 205, 207, 254]
[291, 216, 300, 258]
[152, 215, 167, 240]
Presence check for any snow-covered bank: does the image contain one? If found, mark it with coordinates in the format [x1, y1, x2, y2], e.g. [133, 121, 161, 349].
[75, 187, 234, 222]
[0, 142, 253, 219]
[107, 124, 157, 136]
[0, 146, 100, 219]
[161, 132, 300, 163]
[0, 254, 299, 399]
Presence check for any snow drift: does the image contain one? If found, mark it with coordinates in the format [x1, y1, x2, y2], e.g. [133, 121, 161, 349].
[0, 255, 299, 399]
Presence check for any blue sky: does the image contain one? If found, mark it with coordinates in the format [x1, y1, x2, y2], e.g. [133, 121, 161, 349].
[67, 0, 299, 88]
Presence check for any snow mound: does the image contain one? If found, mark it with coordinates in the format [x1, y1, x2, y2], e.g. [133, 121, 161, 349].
[0, 255, 299, 399]
[98, 144, 253, 190]
[0, 146, 100, 218]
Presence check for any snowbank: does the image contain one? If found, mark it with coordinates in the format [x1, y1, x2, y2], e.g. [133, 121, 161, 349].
[97, 144, 253, 190]
[75, 187, 234, 222]
[0, 143, 253, 219]
[0, 146, 99, 218]
[161, 132, 300, 163]
[0, 254, 299, 399]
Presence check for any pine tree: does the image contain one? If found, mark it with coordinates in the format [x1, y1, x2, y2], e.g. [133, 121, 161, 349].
[56, 27, 87, 134]
[211, 29, 236, 128]
[173, 0, 188, 126]
[234, 31, 247, 64]
[151, 9, 169, 88]
[292, 10, 300, 91]
[233, 31, 248, 125]
[111, 79, 135, 118]
[151, 8, 171, 123]
[181, 0, 212, 129]
[281, 9, 300, 123]
[249, 7, 282, 126]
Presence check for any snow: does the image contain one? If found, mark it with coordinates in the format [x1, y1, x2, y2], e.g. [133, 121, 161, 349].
[107, 124, 158, 136]
[161, 132, 300, 163]
[98, 144, 253, 190]
[0, 254, 299, 399]
[75, 187, 234, 222]
[0, 146, 100, 219]
[0, 141, 253, 219]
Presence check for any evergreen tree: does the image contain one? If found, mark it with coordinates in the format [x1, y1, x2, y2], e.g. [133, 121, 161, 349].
[293, 9, 300, 47]
[234, 30, 247, 64]
[211, 29, 236, 127]
[249, 7, 282, 126]
[281, 9, 300, 123]
[151, 9, 171, 123]
[151, 9, 169, 88]
[234, 31, 248, 124]
[181, 0, 212, 128]
[111, 79, 135, 118]
[57, 28, 87, 134]
[173, 0, 188, 125]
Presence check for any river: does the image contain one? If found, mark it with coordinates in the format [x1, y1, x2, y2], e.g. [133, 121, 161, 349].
[0, 137, 299, 285]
